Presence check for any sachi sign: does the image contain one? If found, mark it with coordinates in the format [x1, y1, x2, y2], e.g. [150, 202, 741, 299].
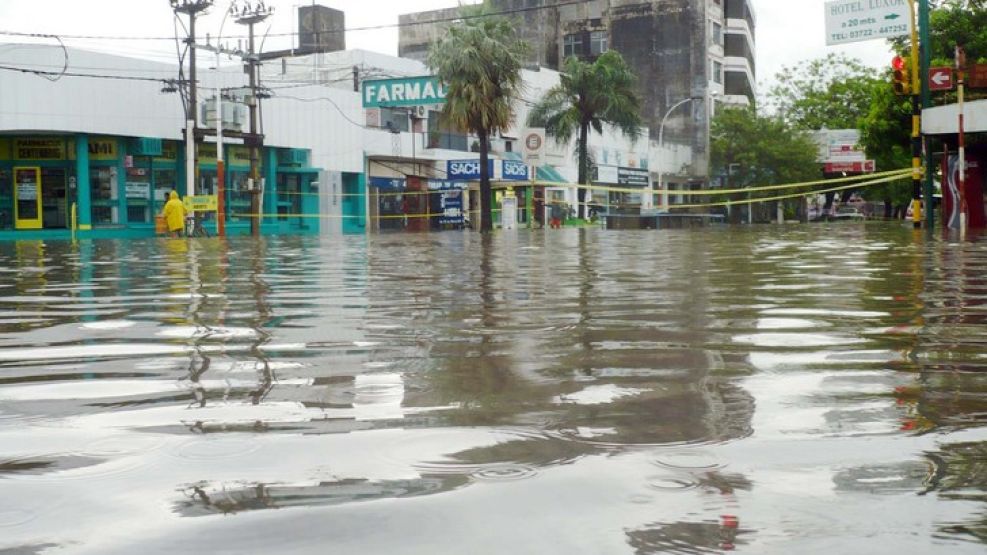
[362, 76, 447, 108]
[446, 159, 530, 181]
[501, 160, 529, 181]
[447, 159, 493, 180]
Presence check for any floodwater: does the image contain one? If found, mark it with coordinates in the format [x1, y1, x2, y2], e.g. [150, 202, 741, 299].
[1, 225, 986, 554]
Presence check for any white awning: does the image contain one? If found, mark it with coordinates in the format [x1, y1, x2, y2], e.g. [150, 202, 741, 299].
[922, 99, 987, 135]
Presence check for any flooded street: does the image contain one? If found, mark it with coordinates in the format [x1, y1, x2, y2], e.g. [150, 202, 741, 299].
[2, 224, 987, 554]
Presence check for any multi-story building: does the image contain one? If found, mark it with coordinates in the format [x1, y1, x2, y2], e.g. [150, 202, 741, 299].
[399, 0, 757, 197]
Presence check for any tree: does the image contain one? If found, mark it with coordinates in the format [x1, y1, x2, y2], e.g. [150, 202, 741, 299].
[427, 8, 528, 232]
[859, 75, 913, 218]
[526, 51, 642, 219]
[710, 107, 820, 222]
[767, 53, 885, 131]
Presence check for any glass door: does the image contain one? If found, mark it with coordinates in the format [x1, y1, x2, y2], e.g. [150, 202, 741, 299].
[13, 167, 42, 230]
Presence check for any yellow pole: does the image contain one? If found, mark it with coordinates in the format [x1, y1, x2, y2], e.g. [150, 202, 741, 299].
[908, 0, 923, 228]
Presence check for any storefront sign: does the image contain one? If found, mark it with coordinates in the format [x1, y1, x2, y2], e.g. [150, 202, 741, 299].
[88, 138, 117, 161]
[17, 182, 38, 200]
[362, 76, 447, 108]
[369, 177, 406, 190]
[824, 160, 875, 173]
[125, 182, 150, 199]
[439, 190, 464, 225]
[447, 159, 494, 180]
[183, 194, 218, 212]
[501, 160, 529, 181]
[228, 146, 253, 166]
[618, 167, 649, 187]
[427, 180, 468, 190]
[197, 144, 217, 165]
[14, 138, 64, 160]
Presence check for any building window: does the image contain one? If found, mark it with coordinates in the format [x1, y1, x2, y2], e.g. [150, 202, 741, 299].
[712, 21, 723, 46]
[712, 60, 723, 84]
[590, 31, 608, 56]
[380, 107, 409, 133]
[563, 33, 583, 58]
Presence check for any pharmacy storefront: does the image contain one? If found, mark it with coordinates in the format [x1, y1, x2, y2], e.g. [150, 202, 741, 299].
[0, 133, 321, 239]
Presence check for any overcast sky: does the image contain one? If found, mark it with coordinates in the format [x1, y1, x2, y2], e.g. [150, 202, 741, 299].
[0, 0, 893, 96]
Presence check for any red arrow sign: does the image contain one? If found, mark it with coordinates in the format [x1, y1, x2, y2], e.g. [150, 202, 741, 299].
[929, 67, 954, 91]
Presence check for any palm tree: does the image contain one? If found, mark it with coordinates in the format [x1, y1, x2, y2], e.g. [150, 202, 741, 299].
[427, 10, 528, 232]
[527, 51, 642, 218]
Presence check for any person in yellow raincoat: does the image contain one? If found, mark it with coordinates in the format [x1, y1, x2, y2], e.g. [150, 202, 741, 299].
[161, 190, 187, 237]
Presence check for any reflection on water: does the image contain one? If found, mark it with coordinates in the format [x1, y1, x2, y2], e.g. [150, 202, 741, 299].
[1, 225, 987, 553]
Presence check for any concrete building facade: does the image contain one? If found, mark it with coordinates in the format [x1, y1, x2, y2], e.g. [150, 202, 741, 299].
[399, 0, 757, 194]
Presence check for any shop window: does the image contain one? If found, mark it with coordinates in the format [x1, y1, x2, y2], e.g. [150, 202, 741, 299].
[41, 168, 68, 228]
[589, 31, 608, 56]
[427, 109, 469, 151]
[277, 173, 302, 221]
[0, 169, 11, 230]
[125, 166, 151, 223]
[563, 33, 583, 58]
[194, 170, 217, 222]
[90, 166, 117, 225]
[154, 168, 177, 207]
[228, 171, 254, 220]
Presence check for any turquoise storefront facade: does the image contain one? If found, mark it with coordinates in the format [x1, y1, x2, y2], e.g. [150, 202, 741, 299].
[0, 132, 328, 241]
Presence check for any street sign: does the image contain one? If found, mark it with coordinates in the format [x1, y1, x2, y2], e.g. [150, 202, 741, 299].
[824, 0, 910, 46]
[968, 63, 987, 89]
[929, 67, 954, 91]
[824, 160, 875, 173]
[362, 76, 446, 108]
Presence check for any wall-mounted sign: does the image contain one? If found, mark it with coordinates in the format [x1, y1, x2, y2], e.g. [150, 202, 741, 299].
[125, 182, 150, 199]
[14, 138, 64, 160]
[183, 194, 218, 212]
[362, 76, 447, 108]
[369, 177, 406, 190]
[447, 159, 494, 180]
[501, 160, 529, 181]
[968, 63, 987, 89]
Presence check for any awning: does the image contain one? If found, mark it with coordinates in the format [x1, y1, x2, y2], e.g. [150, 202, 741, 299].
[536, 165, 567, 183]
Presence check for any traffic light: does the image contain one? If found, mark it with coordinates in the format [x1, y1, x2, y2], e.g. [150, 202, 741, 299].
[892, 56, 911, 95]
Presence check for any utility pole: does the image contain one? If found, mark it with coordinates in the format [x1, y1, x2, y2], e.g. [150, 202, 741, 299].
[907, 0, 922, 229]
[170, 0, 213, 232]
[235, 1, 274, 237]
[919, 0, 934, 229]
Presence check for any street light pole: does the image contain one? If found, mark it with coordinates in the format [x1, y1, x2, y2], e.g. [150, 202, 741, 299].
[653, 96, 701, 212]
[170, 0, 213, 231]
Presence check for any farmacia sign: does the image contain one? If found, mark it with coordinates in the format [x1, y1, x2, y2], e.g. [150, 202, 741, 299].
[362, 76, 447, 108]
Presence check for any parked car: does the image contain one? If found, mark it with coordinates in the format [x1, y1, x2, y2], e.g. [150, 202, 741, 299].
[833, 206, 866, 220]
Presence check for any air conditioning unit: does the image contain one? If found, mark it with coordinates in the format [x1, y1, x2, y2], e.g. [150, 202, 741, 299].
[412, 105, 428, 119]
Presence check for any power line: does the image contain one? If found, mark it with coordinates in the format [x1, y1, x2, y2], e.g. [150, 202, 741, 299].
[0, 1, 584, 42]
[0, 63, 170, 83]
